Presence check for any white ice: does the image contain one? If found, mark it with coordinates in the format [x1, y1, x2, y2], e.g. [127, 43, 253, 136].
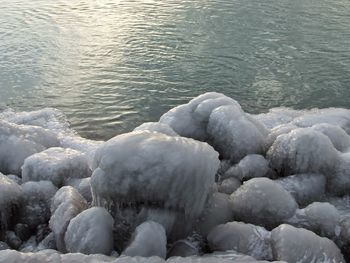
[133, 122, 178, 136]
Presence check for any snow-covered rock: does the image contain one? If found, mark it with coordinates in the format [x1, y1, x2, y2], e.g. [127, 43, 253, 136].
[122, 221, 167, 258]
[19, 181, 57, 229]
[276, 173, 326, 206]
[207, 222, 272, 260]
[271, 224, 345, 263]
[217, 177, 241, 195]
[49, 186, 87, 252]
[231, 178, 297, 228]
[22, 147, 91, 187]
[91, 131, 219, 239]
[65, 207, 114, 255]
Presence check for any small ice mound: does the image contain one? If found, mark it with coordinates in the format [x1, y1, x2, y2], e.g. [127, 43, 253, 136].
[203, 250, 258, 261]
[49, 186, 88, 252]
[65, 207, 114, 255]
[159, 92, 241, 141]
[19, 181, 57, 229]
[22, 147, 92, 187]
[276, 173, 326, 206]
[267, 128, 339, 177]
[167, 239, 200, 258]
[65, 178, 92, 203]
[133, 122, 178, 136]
[311, 124, 350, 152]
[223, 155, 273, 181]
[292, 108, 350, 134]
[196, 192, 233, 236]
[328, 153, 350, 196]
[271, 224, 345, 263]
[231, 178, 297, 228]
[0, 173, 22, 235]
[0, 120, 59, 175]
[207, 105, 268, 162]
[217, 177, 241, 195]
[207, 222, 272, 260]
[91, 131, 219, 236]
[253, 107, 304, 129]
[286, 202, 341, 239]
[122, 221, 166, 258]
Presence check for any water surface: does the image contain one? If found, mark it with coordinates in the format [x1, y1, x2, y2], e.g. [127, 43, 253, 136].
[1, 0, 350, 139]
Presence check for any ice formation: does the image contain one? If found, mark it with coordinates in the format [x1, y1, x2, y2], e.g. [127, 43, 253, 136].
[231, 178, 298, 228]
[49, 186, 88, 252]
[2, 94, 350, 261]
[271, 224, 345, 263]
[65, 207, 114, 255]
[207, 222, 272, 260]
[122, 221, 167, 258]
[91, 130, 219, 239]
[22, 147, 91, 187]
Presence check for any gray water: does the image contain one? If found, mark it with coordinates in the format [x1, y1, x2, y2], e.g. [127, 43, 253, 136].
[1, 0, 350, 140]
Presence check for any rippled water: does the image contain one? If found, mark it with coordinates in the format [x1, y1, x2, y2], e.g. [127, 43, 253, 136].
[1, 0, 350, 140]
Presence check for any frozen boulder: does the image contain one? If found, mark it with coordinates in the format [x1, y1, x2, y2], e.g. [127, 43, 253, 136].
[65, 177, 92, 203]
[286, 202, 341, 239]
[265, 123, 298, 149]
[267, 128, 339, 177]
[0, 120, 59, 175]
[207, 222, 272, 260]
[167, 239, 200, 258]
[65, 207, 114, 255]
[91, 131, 219, 239]
[311, 124, 350, 152]
[19, 181, 57, 229]
[49, 186, 88, 252]
[22, 147, 91, 187]
[207, 105, 268, 162]
[196, 192, 233, 236]
[231, 178, 297, 228]
[223, 155, 273, 181]
[328, 153, 350, 196]
[276, 173, 326, 206]
[217, 177, 241, 195]
[0, 173, 22, 235]
[133, 122, 178, 136]
[122, 221, 167, 258]
[271, 224, 345, 263]
[159, 92, 241, 141]
[253, 107, 303, 129]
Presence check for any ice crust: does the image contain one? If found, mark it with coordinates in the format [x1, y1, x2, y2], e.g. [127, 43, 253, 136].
[1, 94, 350, 261]
[65, 207, 114, 255]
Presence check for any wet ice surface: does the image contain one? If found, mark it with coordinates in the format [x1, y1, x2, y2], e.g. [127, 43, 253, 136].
[1, 93, 350, 262]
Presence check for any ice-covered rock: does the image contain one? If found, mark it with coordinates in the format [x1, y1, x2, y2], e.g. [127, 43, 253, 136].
[311, 124, 350, 152]
[253, 107, 303, 129]
[22, 147, 91, 187]
[133, 122, 178, 136]
[0, 120, 59, 175]
[271, 224, 345, 263]
[0, 241, 9, 250]
[223, 155, 273, 181]
[122, 221, 167, 258]
[4, 231, 22, 249]
[328, 153, 350, 196]
[267, 128, 339, 177]
[0, 173, 22, 235]
[287, 202, 341, 239]
[217, 177, 241, 195]
[265, 123, 298, 149]
[19, 181, 57, 229]
[167, 239, 200, 258]
[65, 177, 92, 203]
[231, 178, 297, 228]
[207, 222, 272, 260]
[91, 131, 219, 239]
[276, 173, 326, 206]
[196, 192, 233, 236]
[207, 105, 268, 162]
[49, 186, 88, 252]
[65, 207, 114, 255]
